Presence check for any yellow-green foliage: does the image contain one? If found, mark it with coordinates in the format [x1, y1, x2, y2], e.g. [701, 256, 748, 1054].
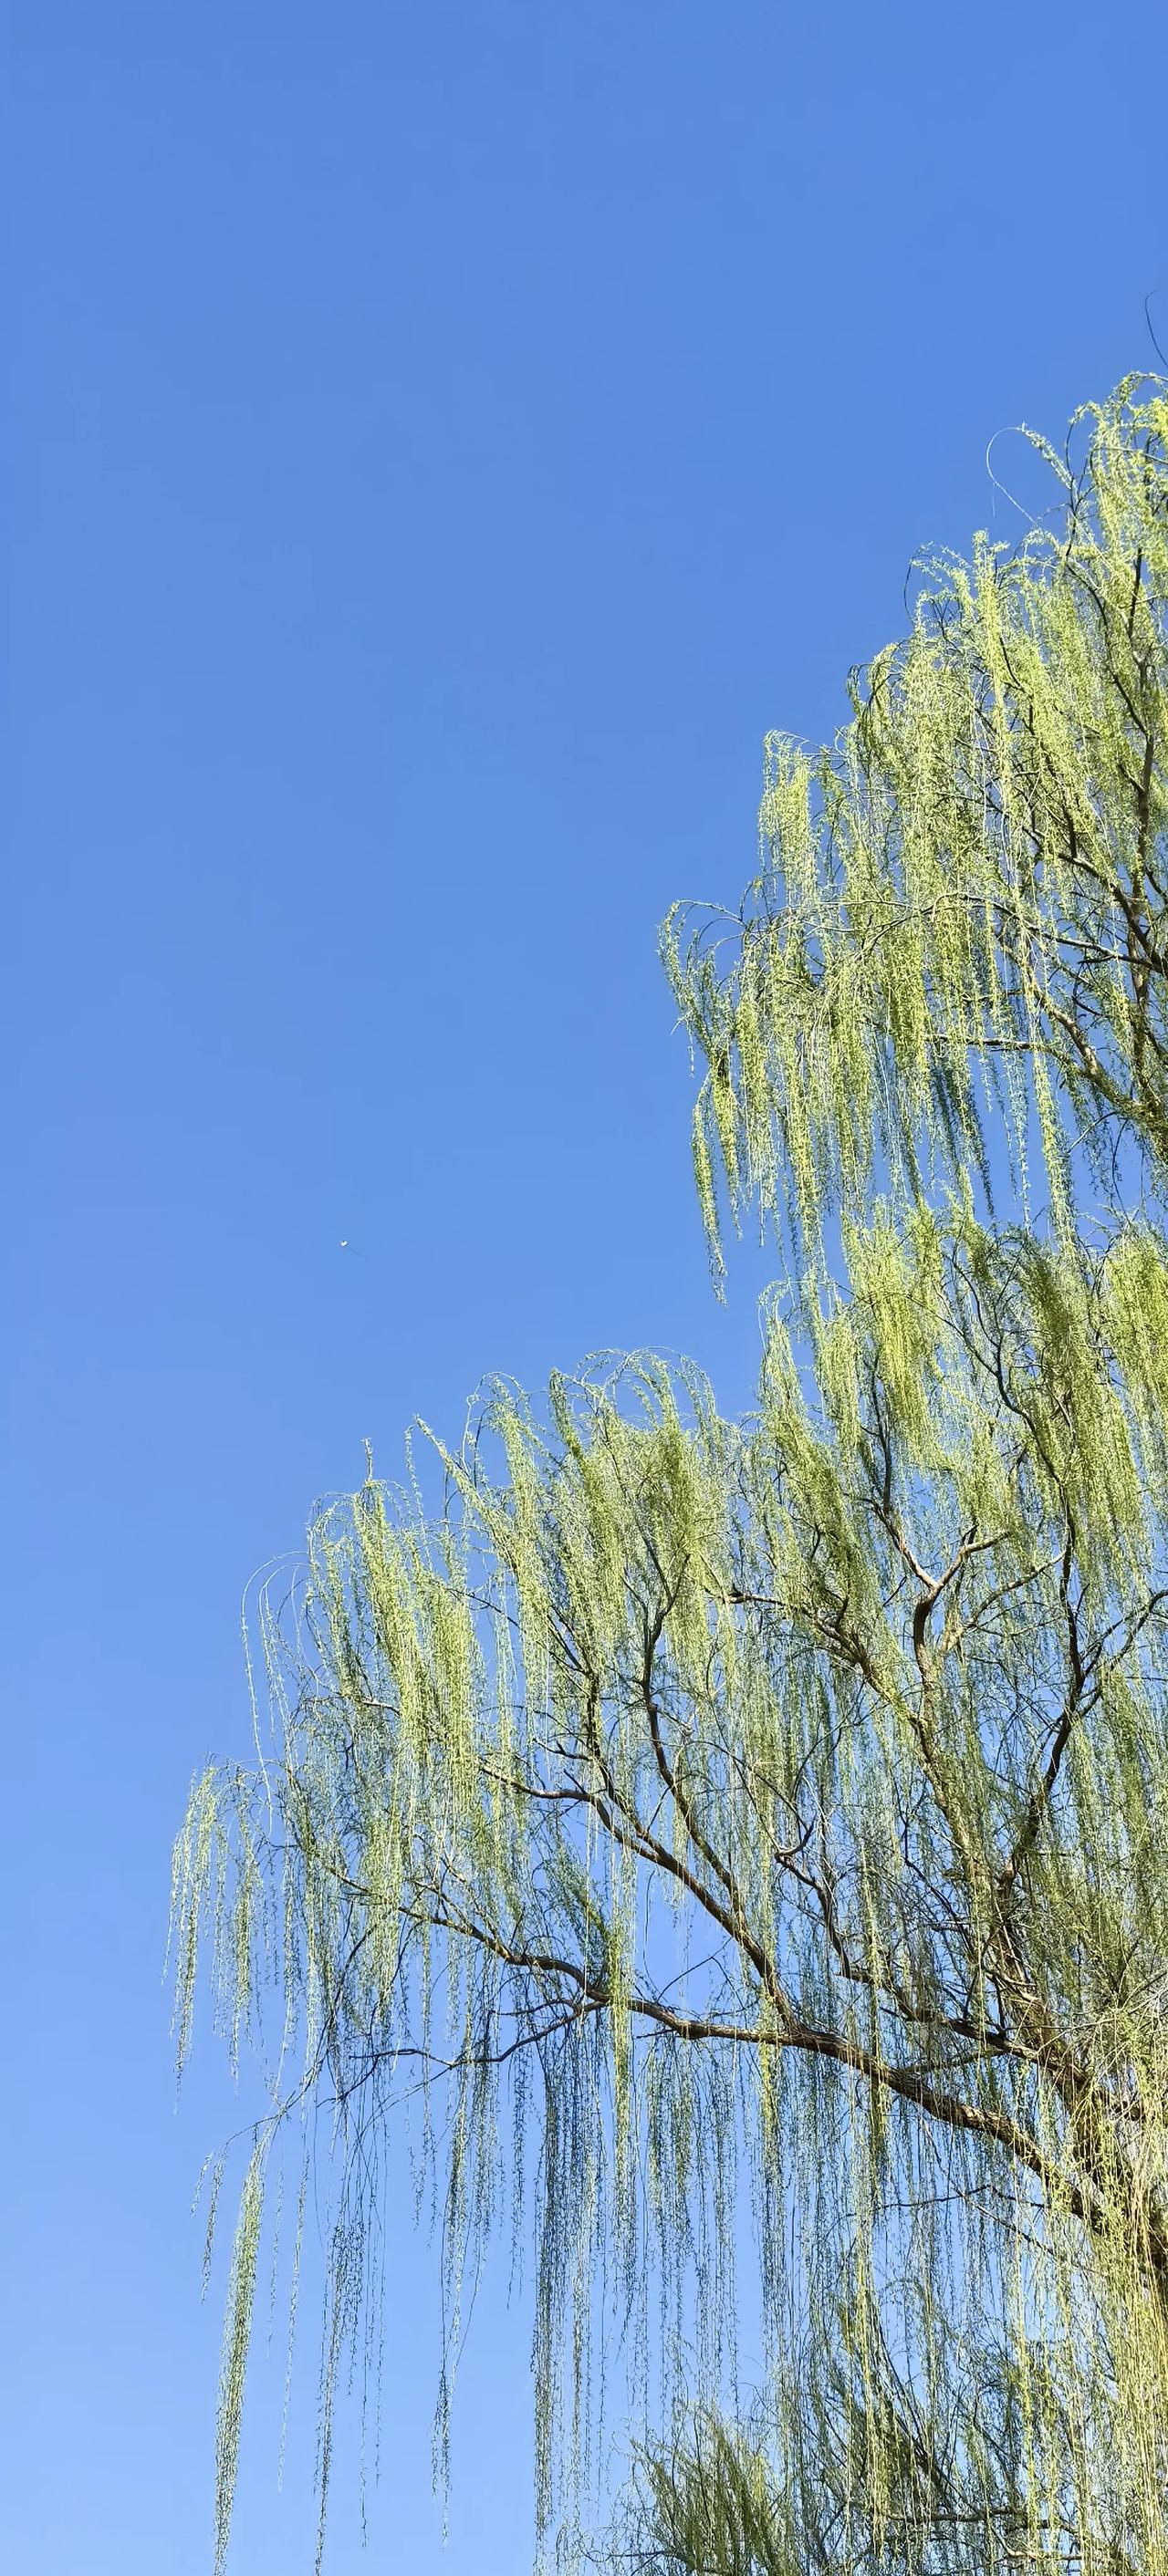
[174, 378, 1168, 2576]
[665, 376, 1168, 1274]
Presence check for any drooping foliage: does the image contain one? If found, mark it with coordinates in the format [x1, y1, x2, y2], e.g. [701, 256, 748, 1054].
[174, 377, 1168, 2573]
[665, 375, 1168, 1273]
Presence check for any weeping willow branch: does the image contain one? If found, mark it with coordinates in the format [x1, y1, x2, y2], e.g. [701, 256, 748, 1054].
[173, 373, 1168, 2574]
[665, 376, 1168, 1274]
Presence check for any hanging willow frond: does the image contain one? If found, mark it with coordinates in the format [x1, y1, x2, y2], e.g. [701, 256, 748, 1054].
[178, 1211, 1168, 2567]
[664, 376, 1168, 1273]
[605, 2298, 1155, 2576]
[175, 374, 1168, 2573]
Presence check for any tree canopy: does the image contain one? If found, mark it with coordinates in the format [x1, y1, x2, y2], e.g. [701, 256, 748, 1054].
[173, 374, 1168, 2573]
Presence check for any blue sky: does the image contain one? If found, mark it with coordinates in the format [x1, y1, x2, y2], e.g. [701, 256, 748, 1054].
[4, 4, 1166, 2569]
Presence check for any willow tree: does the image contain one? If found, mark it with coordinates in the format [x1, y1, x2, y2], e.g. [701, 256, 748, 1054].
[174, 375, 1168, 2574]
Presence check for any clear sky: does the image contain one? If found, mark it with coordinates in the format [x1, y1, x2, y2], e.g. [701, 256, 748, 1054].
[5, 4, 1166, 2569]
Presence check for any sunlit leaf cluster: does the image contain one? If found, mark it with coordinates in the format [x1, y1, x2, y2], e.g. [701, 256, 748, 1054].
[666, 377, 1168, 1273]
